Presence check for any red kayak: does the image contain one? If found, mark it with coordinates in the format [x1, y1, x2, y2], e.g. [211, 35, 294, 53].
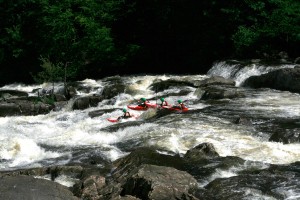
[127, 102, 157, 111]
[107, 117, 119, 122]
[107, 114, 139, 123]
[161, 106, 188, 112]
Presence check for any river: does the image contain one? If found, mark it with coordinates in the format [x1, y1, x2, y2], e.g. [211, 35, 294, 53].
[1, 61, 300, 198]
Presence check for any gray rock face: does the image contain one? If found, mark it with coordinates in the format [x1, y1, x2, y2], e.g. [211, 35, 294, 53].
[0, 175, 79, 200]
[120, 164, 199, 200]
[243, 68, 300, 93]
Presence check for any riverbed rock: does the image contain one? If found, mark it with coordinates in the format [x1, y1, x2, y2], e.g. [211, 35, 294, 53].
[194, 76, 235, 87]
[243, 68, 300, 93]
[199, 85, 244, 100]
[184, 143, 220, 162]
[0, 89, 28, 100]
[149, 79, 195, 92]
[0, 100, 54, 116]
[101, 83, 126, 99]
[72, 95, 103, 110]
[0, 175, 79, 200]
[120, 164, 199, 200]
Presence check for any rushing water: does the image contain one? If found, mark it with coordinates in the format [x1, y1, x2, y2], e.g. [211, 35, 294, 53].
[1, 62, 300, 199]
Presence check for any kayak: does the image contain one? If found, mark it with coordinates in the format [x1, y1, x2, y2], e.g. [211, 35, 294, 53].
[107, 114, 139, 123]
[107, 117, 119, 122]
[127, 105, 148, 111]
[161, 106, 188, 112]
[127, 102, 157, 111]
[145, 102, 158, 108]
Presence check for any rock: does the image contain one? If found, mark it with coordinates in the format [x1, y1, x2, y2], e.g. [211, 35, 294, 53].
[200, 85, 244, 100]
[243, 68, 300, 93]
[234, 117, 252, 126]
[120, 164, 199, 200]
[0, 90, 28, 99]
[184, 143, 219, 161]
[72, 95, 103, 110]
[194, 76, 235, 87]
[0, 175, 79, 200]
[75, 175, 106, 200]
[149, 79, 195, 92]
[0, 102, 21, 116]
[101, 83, 126, 99]
[112, 147, 184, 182]
[88, 108, 116, 118]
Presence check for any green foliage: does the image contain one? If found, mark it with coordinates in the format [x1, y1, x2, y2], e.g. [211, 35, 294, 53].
[229, 0, 300, 56]
[42, 95, 55, 106]
[0, 0, 299, 84]
[33, 57, 64, 83]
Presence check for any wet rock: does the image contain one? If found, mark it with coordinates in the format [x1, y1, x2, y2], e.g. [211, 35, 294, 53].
[88, 108, 116, 118]
[200, 85, 244, 100]
[0, 90, 28, 100]
[0, 175, 79, 200]
[120, 164, 199, 200]
[201, 173, 297, 200]
[74, 175, 106, 200]
[0, 100, 54, 117]
[0, 102, 22, 116]
[149, 79, 195, 92]
[112, 147, 184, 182]
[101, 83, 126, 99]
[269, 129, 300, 144]
[72, 95, 103, 110]
[243, 68, 300, 93]
[194, 76, 235, 87]
[184, 143, 219, 161]
[234, 117, 252, 126]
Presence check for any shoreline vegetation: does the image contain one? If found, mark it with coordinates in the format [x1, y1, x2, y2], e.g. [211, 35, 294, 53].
[0, 0, 299, 85]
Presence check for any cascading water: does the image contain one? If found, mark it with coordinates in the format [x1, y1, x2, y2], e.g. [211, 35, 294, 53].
[207, 61, 295, 86]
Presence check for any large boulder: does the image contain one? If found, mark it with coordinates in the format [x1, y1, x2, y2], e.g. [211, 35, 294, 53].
[0, 90, 28, 100]
[120, 164, 199, 200]
[0, 100, 54, 117]
[184, 143, 219, 162]
[243, 68, 300, 93]
[101, 83, 126, 99]
[198, 85, 244, 100]
[0, 175, 79, 200]
[149, 79, 195, 92]
[72, 95, 103, 110]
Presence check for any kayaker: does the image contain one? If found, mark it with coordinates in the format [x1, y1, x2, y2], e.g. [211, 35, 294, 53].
[138, 97, 149, 108]
[160, 97, 168, 107]
[118, 108, 131, 120]
[173, 99, 187, 110]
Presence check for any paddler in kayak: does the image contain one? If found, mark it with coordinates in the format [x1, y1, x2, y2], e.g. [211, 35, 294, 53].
[160, 97, 168, 107]
[138, 97, 149, 108]
[118, 108, 131, 120]
[173, 99, 187, 110]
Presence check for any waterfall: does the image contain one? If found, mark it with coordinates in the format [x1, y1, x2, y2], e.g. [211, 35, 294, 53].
[207, 61, 295, 86]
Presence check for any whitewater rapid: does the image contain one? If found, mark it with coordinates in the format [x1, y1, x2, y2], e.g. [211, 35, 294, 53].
[1, 63, 300, 195]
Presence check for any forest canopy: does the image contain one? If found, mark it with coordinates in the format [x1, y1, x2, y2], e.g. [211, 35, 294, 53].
[0, 0, 299, 85]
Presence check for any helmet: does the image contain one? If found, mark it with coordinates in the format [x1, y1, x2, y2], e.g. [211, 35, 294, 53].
[122, 108, 127, 113]
[140, 97, 146, 102]
[160, 98, 164, 102]
[177, 100, 182, 103]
